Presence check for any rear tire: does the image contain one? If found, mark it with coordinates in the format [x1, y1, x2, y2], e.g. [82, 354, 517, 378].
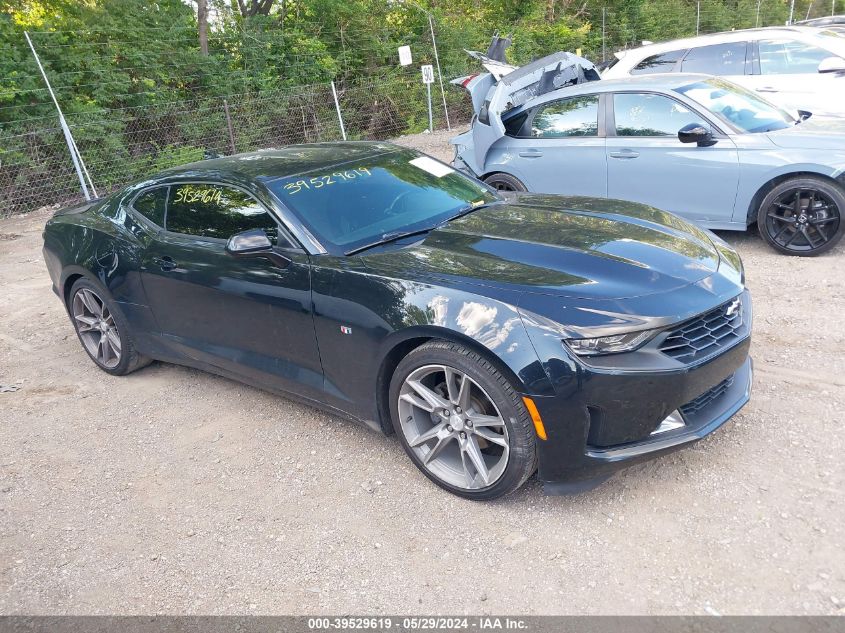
[68, 278, 151, 376]
[483, 173, 527, 192]
[389, 340, 537, 500]
[757, 176, 844, 256]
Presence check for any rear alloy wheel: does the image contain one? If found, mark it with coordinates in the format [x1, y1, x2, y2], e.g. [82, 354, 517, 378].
[758, 177, 844, 256]
[68, 278, 151, 376]
[389, 341, 537, 499]
[483, 173, 527, 192]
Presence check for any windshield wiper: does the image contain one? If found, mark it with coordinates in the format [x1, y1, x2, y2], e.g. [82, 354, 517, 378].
[344, 200, 493, 256]
[445, 198, 494, 223]
[344, 227, 436, 256]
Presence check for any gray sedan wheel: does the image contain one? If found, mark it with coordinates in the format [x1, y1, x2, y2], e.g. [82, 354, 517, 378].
[389, 341, 537, 499]
[483, 173, 527, 192]
[758, 176, 845, 256]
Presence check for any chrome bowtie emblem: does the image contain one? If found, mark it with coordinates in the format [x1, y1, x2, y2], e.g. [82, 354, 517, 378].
[725, 298, 741, 317]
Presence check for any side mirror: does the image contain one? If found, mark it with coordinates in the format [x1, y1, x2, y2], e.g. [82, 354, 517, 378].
[226, 229, 290, 268]
[678, 122, 716, 147]
[818, 56, 845, 73]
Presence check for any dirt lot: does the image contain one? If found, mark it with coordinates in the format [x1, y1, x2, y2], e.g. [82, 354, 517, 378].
[1, 131, 844, 615]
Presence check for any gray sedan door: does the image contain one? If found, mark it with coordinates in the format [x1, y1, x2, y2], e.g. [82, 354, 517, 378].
[508, 94, 606, 198]
[606, 91, 740, 225]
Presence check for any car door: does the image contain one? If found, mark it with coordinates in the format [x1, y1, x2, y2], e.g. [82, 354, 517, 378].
[137, 182, 324, 397]
[743, 38, 845, 113]
[502, 94, 606, 197]
[605, 91, 740, 225]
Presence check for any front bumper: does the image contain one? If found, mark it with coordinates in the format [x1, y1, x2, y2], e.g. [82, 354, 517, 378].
[530, 293, 753, 491]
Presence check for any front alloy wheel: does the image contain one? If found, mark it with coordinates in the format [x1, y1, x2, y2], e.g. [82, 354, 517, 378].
[389, 341, 537, 499]
[398, 365, 510, 490]
[758, 177, 844, 256]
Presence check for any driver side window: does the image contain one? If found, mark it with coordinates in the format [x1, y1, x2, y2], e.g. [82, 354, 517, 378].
[613, 93, 703, 137]
[166, 184, 285, 246]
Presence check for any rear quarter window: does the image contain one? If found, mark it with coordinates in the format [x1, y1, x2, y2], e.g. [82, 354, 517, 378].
[132, 187, 168, 227]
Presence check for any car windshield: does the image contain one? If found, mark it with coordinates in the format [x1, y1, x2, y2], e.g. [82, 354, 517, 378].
[676, 77, 795, 133]
[265, 147, 498, 255]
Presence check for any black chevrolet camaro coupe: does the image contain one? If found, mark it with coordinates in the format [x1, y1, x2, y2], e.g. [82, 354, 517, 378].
[43, 142, 752, 499]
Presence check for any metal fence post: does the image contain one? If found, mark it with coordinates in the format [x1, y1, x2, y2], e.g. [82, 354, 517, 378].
[223, 98, 236, 154]
[427, 13, 450, 131]
[696, 2, 701, 35]
[602, 8, 607, 63]
[24, 31, 96, 200]
[330, 80, 347, 141]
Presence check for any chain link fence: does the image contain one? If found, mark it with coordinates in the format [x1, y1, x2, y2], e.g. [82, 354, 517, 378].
[1, 0, 841, 217]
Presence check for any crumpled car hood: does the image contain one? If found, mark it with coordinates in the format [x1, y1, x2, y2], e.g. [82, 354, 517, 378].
[364, 195, 721, 301]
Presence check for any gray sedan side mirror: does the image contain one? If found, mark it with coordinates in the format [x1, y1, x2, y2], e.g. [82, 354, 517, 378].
[226, 229, 290, 268]
[678, 123, 716, 147]
[818, 56, 845, 73]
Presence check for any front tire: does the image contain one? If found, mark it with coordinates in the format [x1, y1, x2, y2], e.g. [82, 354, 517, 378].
[483, 172, 527, 192]
[389, 341, 537, 500]
[757, 177, 844, 256]
[68, 278, 151, 376]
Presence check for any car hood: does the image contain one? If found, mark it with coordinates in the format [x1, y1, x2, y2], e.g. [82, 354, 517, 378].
[765, 116, 845, 150]
[364, 195, 721, 300]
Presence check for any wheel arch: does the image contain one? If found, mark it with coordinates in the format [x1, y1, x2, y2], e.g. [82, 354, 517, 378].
[60, 266, 111, 309]
[480, 167, 530, 189]
[374, 326, 531, 435]
[746, 170, 845, 224]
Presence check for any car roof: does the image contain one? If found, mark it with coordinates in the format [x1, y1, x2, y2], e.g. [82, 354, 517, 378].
[158, 141, 406, 182]
[616, 25, 823, 59]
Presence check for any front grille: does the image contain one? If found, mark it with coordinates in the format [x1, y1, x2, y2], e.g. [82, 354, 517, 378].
[659, 296, 744, 363]
[680, 375, 735, 416]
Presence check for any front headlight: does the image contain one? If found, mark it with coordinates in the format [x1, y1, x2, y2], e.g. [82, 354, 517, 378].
[565, 329, 657, 356]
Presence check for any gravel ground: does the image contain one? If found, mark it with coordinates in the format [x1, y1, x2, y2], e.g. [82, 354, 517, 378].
[1, 131, 844, 615]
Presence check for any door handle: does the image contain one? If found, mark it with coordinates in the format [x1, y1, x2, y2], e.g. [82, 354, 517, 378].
[518, 149, 543, 158]
[153, 256, 177, 271]
[757, 86, 778, 92]
[609, 149, 640, 159]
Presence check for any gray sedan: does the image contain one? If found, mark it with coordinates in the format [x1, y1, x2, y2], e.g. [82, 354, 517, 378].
[451, 71, 845, 255]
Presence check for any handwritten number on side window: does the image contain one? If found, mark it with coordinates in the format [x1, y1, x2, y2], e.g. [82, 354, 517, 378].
[174, 186, 223, 205]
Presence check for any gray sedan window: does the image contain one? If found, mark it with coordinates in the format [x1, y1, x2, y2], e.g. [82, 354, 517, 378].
[614, 93, 702, 137]
[531, 95, 599, 138]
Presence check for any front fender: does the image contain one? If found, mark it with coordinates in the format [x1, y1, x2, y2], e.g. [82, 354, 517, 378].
[311, 263, 555, 424]
[735, 160, 845, 224]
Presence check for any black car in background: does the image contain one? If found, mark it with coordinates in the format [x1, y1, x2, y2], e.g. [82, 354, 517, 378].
[42, 142, 752, 499]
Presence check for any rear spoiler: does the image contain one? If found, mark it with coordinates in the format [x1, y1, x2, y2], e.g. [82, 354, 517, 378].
[53, 198, 104, 217]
